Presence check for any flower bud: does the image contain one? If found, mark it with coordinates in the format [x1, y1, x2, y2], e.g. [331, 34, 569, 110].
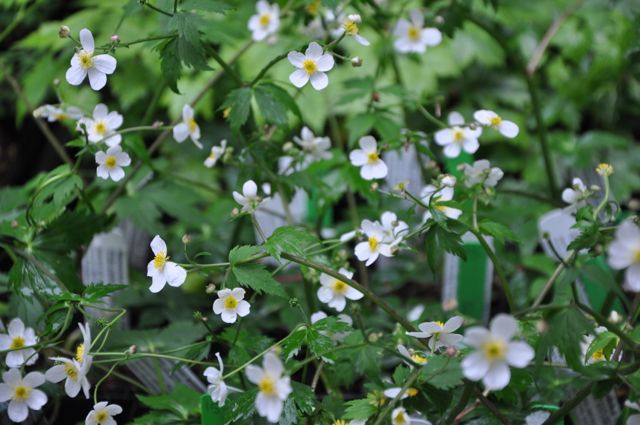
[205, 283, 216, 294]
[590, 185, 601, 192]
[535, 320, 548, 333]
[434, 15, 444, 24]
[442, 298, 458, 311]
[282, 142, 294, 152]
[53, 78, 60, 86]
[127, 345, 137, 355]
[231, 207, 240, 216]
[152, 120, 163, 128]
[59, 25, 71, 38]
[181, 234, 192, 244]
[445, 346, 458, 357]
[111, 34, 120, 43]
[351, 56, 363, 67]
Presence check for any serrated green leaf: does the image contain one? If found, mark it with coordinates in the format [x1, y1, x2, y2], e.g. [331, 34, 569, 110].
[420, 356, 463, 390]
[231, 263, 287, 298]
[291, 382, 316, 415]
[158, 38, 181, 93]
[222, 87, 252, 129]
[282, 328, 306, 360]
[82, 284, 127, 302]
[264, 226, 320, 261]
[343, 398, 376, 420]
[181, 0, 234, 13]
[479, 220, 519, 243]
[137, 384, 200, 419]
[229, 245, 263, 265]
[254, 85, 289, 126]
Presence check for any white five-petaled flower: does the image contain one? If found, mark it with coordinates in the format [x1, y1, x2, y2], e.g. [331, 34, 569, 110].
[293, 126, 331, 166]
[173, 104, 202, 148]
[420, 184, 462, 222]
[393, 9, 442, 53]
[355, 219, 394, 266]
[95, 145, 131, 182]
[85, 401, 123, 425]
[380, 211, 409, 242]
[0, 318, 38, 368]
[248, 1, 280, 42]
[561, 177, 589, 210]
[473, 110, 519, 138]
[65, 28, 117, 91]
[384, 386, 419, 400]
[317, 268, 363, 312]
[146, 235, 187, 293]
[397, 344, 429, 367]
[580, 326, 611, 364]
[245, 352, 292, 423]
[288, 42, 335, 90]
[45, 322, 92, 399]
[338, 14, 370, 46]
[0, 369, 47, 423]
[204, 352, 229, 407]
[406, 316, 463, 351]
[435, 112, 482, 158]
[626, 401, 640, 425]
[391, 407, 415, 425]
[33, 104, 83, 122]
[608, 220, 640, 292]
[461, 314, 534, 391]
[204, 140, 227, 168]
[461, 159, 504, 188]
[349, 136, 388, 180]
[213, 288, 251, 324]
[233, 180, 270, 213]
[78, 103, 123, 146]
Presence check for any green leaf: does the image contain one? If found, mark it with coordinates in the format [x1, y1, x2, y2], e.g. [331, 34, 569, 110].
[585, 331, 618, 362]
[420, 356, 463, 390]
[343, 398, 377, 420]
[82, 284, 127, 302]
[346, 113, 376, 146]
[282, 328, 306, 360]
[158, 38, 181, 93]
[172, 12, 210, 71]
[222, 388, 258, 424]
[137, 384, 200, 419]
[254, 85, 289, 126]
[228, 245, 263, 265]
[547, 307, 592, 368]
[222, 87, 252, 129]
[291, 382, 316, 415]
[257, 83, 302, 121]
[479, 220, 519, 243]
[263, 226, 320, 262]
[181, 0, 234, 13]
[305, 327, 334, 358]
[231, 263, 287, 297]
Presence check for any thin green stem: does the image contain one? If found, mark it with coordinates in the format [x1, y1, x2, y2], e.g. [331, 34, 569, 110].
[439, 381, 475, 425]
[119, 33, 177, 48]
[372, 367, 422, 425]
[142, 1, 173, 17]
[592, 173, 610, 221]
[541, 383, 594, 425]
[93, 361, 120, 404]
[416, 104, 446, 129]
[531, 251, 576, 308]
[91, 351, 213, 366]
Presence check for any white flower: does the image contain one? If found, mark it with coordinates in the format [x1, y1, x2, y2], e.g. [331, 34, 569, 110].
[580, 326, 612, 364]
[34, 104, 83, 122]
[406, 316, 463, 351]
[461, 314, 534, 391]
[0, 369, 47, 423]
[173, 104, 202, 148]
[391, 407, 410, 425]
[245, 352, 292, 423]
[393, 9, 442, 53]
[473, 110, 519, 138]
[561, 177, 589, 210]
[65, 28, 117, 91]
[397, 344, 429, 366]
[288, 42, 335, 90]
[355, 219, 393, 266]
[420, 184, 462, 222]
[95, 145, 131, 182]
[76, 322, 92, 366]
[213, 288, 251, 324]
[349, 136, 388, 180]
[248, 1, 280, 42]
[204, 352, 228, 407]
[525, 411, 550, 425]
[45, 357, 90, 398]
[204, 140, 227, 168]
[146, 235, 187, 293]
[339, 230, 357, 243]
[338, 14, 370, 46]
[608, 220, 640, 292]
[78, 104, 123, 146]
[317, 268, 363, 312]
[310, 311, 353, 342]
[434, 112, 482, 158]
[384, 386, 418, 400]
[85, 401, 123, 425]
[380, 211, 408, 242]
[461, 159, 504, 188]
[293, 127, 331, 167]
[0, 318, 38, 368]
[233, 180, 270, 213]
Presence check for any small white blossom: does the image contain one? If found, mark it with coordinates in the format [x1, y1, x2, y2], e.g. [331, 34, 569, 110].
[435, 112, 481, 158]
[146, 235, 187, 293]
[407, 316, 463, 351]
[65, 28, 117, 91]
[204, 140, 227, 168]
[473, 110, 519, 138]
[173, 104, 202, 148]
[355, 219, 394, 266]
[461, 159, 504, 188]
[85, 401, 122, 425]
[45, 323, 92, 399]
[391, 407, 410, 425]
[34, 104, 83, 122]
[384, 386, 419, 400]
[288, 42, 335, 90]
[233, 180, 270, 213]
[78, 103, 123, 146]
[0, 318, 38, 368]
[318, 268, 363, 312]
[626, 401, 640, 425]
[561, 177, 589, 210]
[608, 220, 640, 292]
[338, 14, 369, 46]
[397, 344, 429, 366]
[461, 314, 534, 391]
[293, 126, 331, 167]
[248, 1, 280, 42]
[0, 369, 47, 423]
[339, 230, 357, 243]
[393, 10, 442, 53]
[380, 211, 408, 242]
[245, 352, 292, 423]
[213, 288, 251, 324]
[349, 136, 388, 180]
[420, 184, 462, 222]
[204, 352, 229, 407]
[581, 326, 612, 364]
[95, 145, 131, 182]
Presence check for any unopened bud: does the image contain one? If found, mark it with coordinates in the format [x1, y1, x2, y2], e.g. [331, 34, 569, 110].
[282, 142, 294, 152]
[289, 297, 300, 308]
[59, 25, 71, 38]
[370, 182, 379, 191]
[535, 320, 548, 333]
[127, 345, 137, 355]
[590, 185, 601, 192]
[351, 56, 363, 67]
[628, 199, 640, 211]
[231, 207, 240, 216]
[205, 283, 216, 294]
[434, 15, 444, 24]
[371, 92, 380, 102]
[445, 346, 458, 357]
[181, 234, 192, 244]
[10, 220, 18, 229]
[111, 34, 120, 43]
[152, 120, 163, 128]
[53, 78, 60, 86]
[223, 107, 231, 119]
[442, 298, 458, 311]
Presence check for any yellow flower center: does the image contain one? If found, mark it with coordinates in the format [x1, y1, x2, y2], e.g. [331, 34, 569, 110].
[10, 336, 25, 349]
[95, 410, 109, 423]
[224, 295, 238, 309]
[490, 116, 502, 127]
[55, 113, 68, 121]
[410, 353, 427, 364]
[634, 249, 640, 263]
[596, 163, 614, 177]
[223, 107, 231, 119]
[591, 350, 606, 362]
[406, 387, 418, 397]
[482, 339, 506, 361]
[154, 251, 167, 270]
[94, 121, 107, 136]
[258, 375, 277, 396]
[259, 13, 271, 27]
[344, 20, 359, 35]
[367, 151, 379, 163]
[453, 129, 464, 142]
[75, 344, 85, 362]
[14, 386, 30, 400]
[435, 321, 445, 327]
[407, 26, 420, 41]
[187, 118, 198, 133]
[305, 0, 320, 15]
[332, 420, 348, 425]
[331, 279, 348, 294]
[105, 156, 117, 169]
[303, 59, 317, 75]
[368, 236, 379, 251]
[64, 363, 78, 380]
[79, 51, 93, 69]
[393, 411, 408, 425]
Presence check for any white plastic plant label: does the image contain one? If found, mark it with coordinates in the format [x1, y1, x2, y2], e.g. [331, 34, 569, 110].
[254, 188, 308, 243]
[382, 144, 424, 197]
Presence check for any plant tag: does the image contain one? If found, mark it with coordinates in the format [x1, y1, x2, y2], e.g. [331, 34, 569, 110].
[382, 144, 424, 196]
[254, 188, 308, 243]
